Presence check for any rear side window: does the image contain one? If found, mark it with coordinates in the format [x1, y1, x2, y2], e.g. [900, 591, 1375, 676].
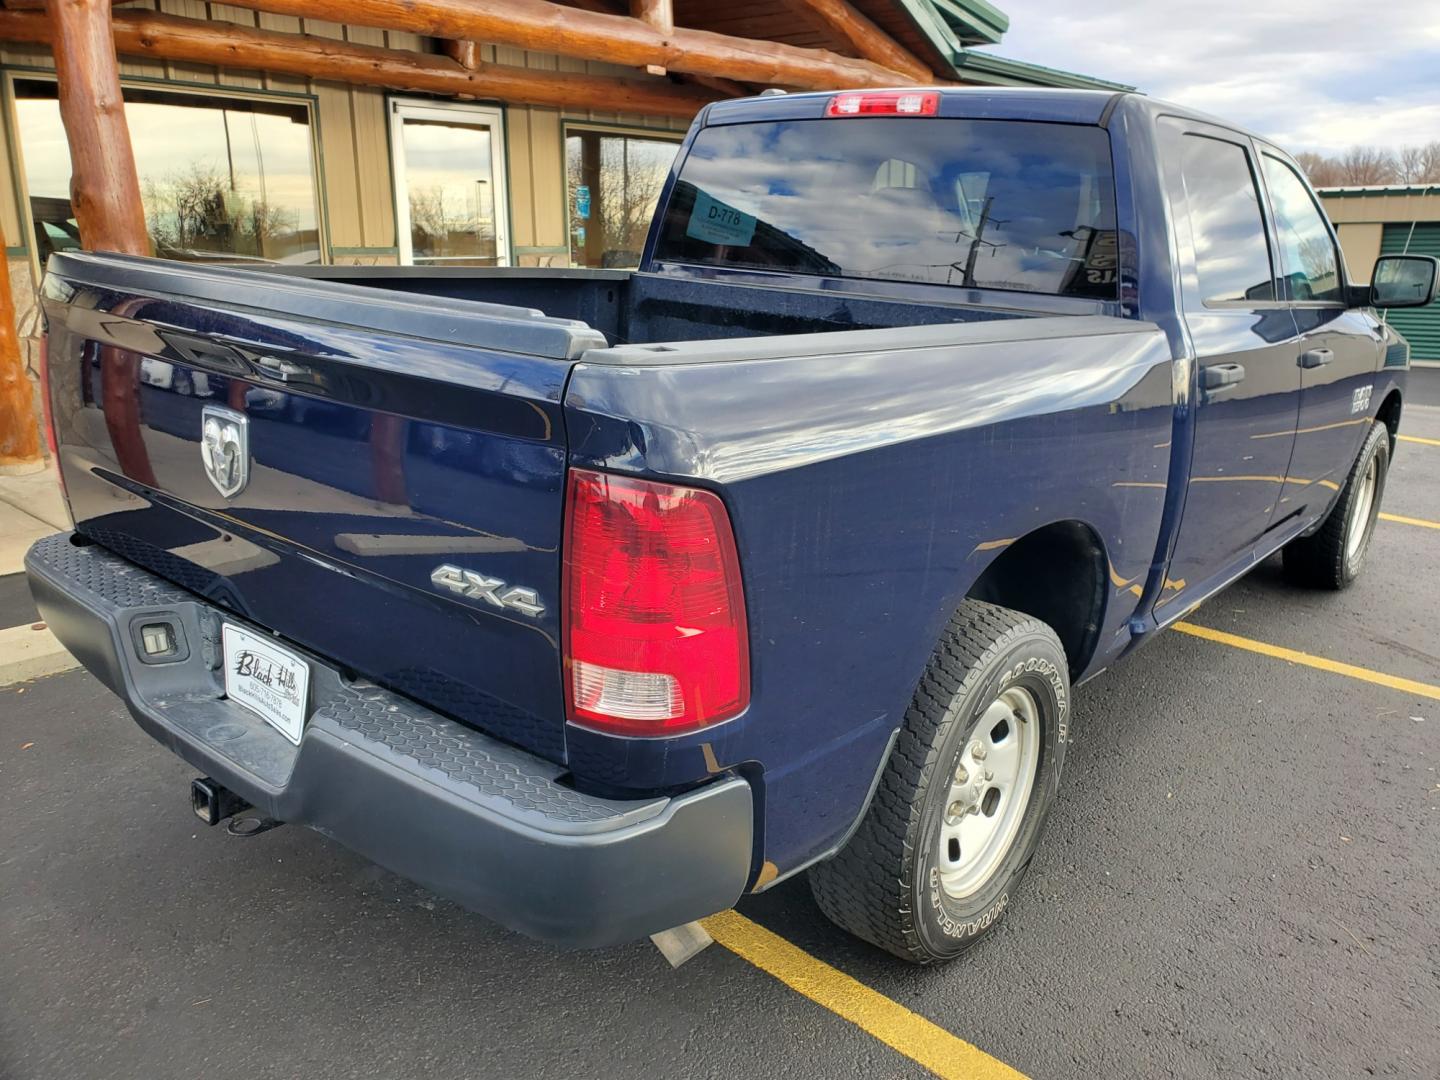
[653, 118, 1119, 300]
[1261, 155, 1343, 302]
[1176, 134, 1275, 304]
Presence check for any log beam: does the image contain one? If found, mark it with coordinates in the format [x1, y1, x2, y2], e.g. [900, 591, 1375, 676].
[0, 9, 721, 118]
[792, 0, 932, 83]
[682, 73, 751, 98]
[207, 0, 918, 89]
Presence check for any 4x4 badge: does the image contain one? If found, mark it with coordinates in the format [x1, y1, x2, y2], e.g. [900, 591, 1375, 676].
[200, 404, 250, 498]
[430, 564, 545, 617]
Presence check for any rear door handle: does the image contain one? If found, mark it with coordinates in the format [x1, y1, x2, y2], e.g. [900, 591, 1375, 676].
[1201, 362, 1246, 390]
[1300, 348, 1334, 369]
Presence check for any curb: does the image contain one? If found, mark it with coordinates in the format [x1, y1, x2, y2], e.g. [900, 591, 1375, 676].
[0, 622, 80, 687]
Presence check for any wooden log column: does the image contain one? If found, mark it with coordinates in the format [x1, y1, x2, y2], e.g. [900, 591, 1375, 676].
[631, 0, 672, 76]
[46, 0, 149, 256]
[0, 223, 40, 470]
[45, 0, 155, 485]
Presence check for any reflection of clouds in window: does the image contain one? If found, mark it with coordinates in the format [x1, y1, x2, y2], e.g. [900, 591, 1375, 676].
[14, 80, 321, 264]
[1178, 135, 1275, 304]
[656, 119, 1118, 300]
[1261, 156, 1341, 302]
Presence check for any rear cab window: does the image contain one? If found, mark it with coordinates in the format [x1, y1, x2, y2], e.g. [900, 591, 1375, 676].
[653, 118, 1119, 301]
[1174, 133, 1276, 305]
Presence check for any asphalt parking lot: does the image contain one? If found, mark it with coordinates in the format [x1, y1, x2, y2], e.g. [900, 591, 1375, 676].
[3, 371, 1438, 1080]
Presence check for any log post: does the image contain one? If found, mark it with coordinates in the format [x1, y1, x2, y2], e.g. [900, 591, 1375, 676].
[631, 0, 672, 76]
[45, 0, 155, 486]
[46, 0, 149, 256]
[442, 38, 480, 71]
[0, 223, 41, 471]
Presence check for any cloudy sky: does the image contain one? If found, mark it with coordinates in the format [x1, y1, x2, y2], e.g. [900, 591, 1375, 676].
[989, 0, 1440, 156]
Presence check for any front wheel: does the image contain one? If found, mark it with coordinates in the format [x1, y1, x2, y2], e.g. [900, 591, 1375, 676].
[808, 600, 1069, 964]
[1283, 420, 1389, 590]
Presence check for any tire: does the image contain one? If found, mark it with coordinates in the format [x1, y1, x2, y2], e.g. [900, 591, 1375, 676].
[808, 600, 1069, 964]
[1283, 420, 1389, 590]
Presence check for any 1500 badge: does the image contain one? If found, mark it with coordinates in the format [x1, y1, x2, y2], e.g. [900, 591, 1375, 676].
[430, 564, 545, 617]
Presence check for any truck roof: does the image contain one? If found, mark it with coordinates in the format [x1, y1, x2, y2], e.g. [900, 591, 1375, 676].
[702, 87, 1271, 148]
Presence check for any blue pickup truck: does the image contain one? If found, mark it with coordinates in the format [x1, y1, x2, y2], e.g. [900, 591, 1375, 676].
[27, 88, 1438, 964]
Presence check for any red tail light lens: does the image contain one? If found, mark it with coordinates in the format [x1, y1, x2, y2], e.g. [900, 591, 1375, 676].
[826, 91, 940, 117]
[563, 468, 749, 736]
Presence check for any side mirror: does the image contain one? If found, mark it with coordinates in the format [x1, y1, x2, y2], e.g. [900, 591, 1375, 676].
[1370, 254, 1439, 309]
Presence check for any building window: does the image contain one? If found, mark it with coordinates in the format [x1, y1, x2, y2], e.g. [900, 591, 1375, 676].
[566, 128, 681, 269]
[13, 78, 323, 265]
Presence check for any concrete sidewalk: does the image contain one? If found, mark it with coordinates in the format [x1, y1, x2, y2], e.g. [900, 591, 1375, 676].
[0, 460, 76, 684]
[0, 461, 69, 576]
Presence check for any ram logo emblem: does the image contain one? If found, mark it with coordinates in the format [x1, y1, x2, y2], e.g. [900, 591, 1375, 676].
[430, 564, 545, 617]
[200, 405, 250, 498]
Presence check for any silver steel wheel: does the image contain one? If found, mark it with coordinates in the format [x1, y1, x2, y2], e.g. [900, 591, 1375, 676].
[1345, 452, 1379, 563]
[936, 686, 1041, 900]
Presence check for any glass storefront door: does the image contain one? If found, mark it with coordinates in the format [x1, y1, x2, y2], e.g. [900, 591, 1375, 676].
[390, 100, 509, 267]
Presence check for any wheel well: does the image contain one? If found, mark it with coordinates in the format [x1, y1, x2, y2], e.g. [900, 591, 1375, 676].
[965, 521, 1107, 679]
[1377, 389, 1402, 451]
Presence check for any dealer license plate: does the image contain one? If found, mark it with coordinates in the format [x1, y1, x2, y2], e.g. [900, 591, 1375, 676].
[221, 624, 310, 744]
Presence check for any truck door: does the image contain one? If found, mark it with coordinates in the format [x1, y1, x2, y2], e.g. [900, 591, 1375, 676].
[1257, 152, 1385, 514]
[1154, 118, 1301, 615]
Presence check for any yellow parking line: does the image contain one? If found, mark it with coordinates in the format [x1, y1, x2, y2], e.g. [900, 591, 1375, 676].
[1398, 433, 1440, 447]
[704, 910, 1027, 1080]
[1380, 511, 1440, 530]
[1172, 622, 1440, 701]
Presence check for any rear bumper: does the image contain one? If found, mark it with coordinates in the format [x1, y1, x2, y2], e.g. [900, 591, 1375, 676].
[25, 532, 754, 947]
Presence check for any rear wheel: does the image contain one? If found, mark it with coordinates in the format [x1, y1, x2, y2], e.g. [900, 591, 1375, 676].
[808, 600, 1068, 964]
[1283, 421, 1389, 590]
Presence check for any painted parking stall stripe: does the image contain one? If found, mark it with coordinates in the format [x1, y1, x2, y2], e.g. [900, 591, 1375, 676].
[1172, 621, 1440, 702]
[1379, 511, 1440, 531]
[1397, 433, 1440, 447]
[704, 910, 1028, 1080]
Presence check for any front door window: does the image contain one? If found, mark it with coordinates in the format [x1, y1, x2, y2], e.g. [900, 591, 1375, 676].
[391, 101, 509, 266]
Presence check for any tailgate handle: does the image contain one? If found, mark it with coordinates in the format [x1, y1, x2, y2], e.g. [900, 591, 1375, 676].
[156, 330, 249, 374]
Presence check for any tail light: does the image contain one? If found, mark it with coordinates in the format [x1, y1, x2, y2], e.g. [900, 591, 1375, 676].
[37, 333, 58, 458]
[563, 467, 749, 736]
[826, 91, 939, 117]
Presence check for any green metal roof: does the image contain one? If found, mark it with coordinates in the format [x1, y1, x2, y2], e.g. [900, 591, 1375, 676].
[929, 0, 1009, 45]
[1319, 185, 1440, 198]
[949, 51, 1134, 90]
[895, 0, 1136, 91]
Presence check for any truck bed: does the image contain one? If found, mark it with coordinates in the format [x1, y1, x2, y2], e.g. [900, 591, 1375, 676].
[40, 251, 1161, 807]
[254, 262, 1088, 347]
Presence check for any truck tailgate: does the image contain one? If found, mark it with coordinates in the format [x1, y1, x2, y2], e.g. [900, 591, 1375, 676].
[40, 252, 605, 763]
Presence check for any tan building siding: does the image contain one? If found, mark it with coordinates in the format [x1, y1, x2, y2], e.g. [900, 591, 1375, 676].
[1335, 222, 1384, 278]
[1321, 189, 1440, 283]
